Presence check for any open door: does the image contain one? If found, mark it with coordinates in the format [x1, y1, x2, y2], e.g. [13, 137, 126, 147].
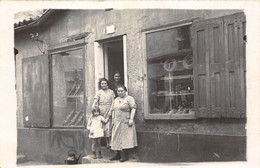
[95, 35, 128, 91]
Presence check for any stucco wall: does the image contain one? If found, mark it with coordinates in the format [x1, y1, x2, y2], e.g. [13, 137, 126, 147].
[15, 9, 246, 135]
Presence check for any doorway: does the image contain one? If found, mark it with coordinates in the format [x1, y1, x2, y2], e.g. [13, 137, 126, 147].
[94, 35, 127, 92]
[104, 38, 124, 84]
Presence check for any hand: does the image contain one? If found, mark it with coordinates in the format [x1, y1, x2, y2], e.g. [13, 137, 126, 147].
[128, 119, 133, 127]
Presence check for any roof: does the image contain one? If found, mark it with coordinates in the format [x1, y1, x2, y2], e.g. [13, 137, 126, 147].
[14, 9, 52, 31]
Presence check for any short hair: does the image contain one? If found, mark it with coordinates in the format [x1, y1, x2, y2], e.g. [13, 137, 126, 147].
[98, 78, 109, 89]
[116, 85, 127, 92]
[91, 107, 100, 114]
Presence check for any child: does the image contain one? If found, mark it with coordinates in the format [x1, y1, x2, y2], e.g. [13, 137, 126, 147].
[87, 108, 110, 159]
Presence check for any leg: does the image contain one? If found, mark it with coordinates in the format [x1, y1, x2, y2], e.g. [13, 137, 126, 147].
[109, 150, 121, 161]
[97, 138, 102, 158]
[120, 149, 129, 162]
[105, 137, 111, 148]
[92, 139, 97, 159]
[107, 137, 111, 148]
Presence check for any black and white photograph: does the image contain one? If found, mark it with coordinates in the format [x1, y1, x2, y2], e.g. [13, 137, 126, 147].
[0, 1, 260, 168]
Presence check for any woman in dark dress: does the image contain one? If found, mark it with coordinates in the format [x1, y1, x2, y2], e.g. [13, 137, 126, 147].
[109, 71, 123, 98]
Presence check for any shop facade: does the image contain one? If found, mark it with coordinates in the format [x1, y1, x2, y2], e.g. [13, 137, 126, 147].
[15, 9, 246, 164]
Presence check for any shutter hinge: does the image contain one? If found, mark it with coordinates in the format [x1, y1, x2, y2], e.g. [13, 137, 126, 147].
[243, 35, 247, 42]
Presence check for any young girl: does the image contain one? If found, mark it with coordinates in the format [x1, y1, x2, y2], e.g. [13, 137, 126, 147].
[87, 108, 110, 159]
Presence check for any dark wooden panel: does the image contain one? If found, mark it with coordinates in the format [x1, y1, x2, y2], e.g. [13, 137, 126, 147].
[193, 17, 227, 118]
[22, 54, 50, 127]
[208, 17, 225, 118]
[211, 72, 221, 107]
[229, 71, 235, 107]
[213, 27, 220, 63]
[227, 23, 235, 61]
[192, 20, 210, 118]
[197, 29, 206, 65]
[198, 74, 207, 108]
[224, 13, 246, 118]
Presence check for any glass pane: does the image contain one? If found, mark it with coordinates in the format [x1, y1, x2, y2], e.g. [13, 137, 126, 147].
[146, 25, 190, 59]
[146, 26, 194, 115]
[52, 49, 85, 127]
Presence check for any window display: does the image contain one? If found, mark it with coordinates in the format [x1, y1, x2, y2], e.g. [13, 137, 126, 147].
[51, 49, 85, 127]
[146, 25, 194, 115]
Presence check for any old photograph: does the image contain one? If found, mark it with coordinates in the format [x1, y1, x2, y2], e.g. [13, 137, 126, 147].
[1, 1, 260, 168]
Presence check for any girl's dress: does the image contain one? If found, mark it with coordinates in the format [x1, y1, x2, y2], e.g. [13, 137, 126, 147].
[87, 115, 105, 138]
[94, 89, 115, 137]
[110, 96, 138, 150]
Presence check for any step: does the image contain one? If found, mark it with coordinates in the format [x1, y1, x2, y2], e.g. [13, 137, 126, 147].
[82, 155, 138, 164]
[82, 147, 137, 164]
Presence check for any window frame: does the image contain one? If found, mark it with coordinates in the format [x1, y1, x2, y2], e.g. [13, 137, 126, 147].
[143, 13, 246, 120]
[48, 39, 87, 128]
[143, 21, 197, 120]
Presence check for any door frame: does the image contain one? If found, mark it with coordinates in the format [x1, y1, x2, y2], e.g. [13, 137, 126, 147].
[94, 35, 128, 93]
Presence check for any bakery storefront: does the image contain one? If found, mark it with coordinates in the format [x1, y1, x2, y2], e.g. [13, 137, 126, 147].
[15, 9, 246, 164]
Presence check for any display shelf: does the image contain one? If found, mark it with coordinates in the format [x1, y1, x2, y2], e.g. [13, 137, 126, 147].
[159, 74, 193, 80]
[149, 73, 193, 80]
[152, 92, 194, 97]
[66, 79, 84, 82]
[63, 110, 84, 126]
[144, 113, 196, 120]
[67, 80, 83, 96]
[66, 95, 84, 98]
[64, 68, 83, 72]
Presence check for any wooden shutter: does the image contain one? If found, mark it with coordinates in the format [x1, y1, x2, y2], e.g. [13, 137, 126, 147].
[192, 19, 211, 117]
[208, 17, 226, 118]
[192, 17, 226, 118]
[192, 12, 246, 118]
[22, 54, 50, 127]
[223, 13, 246, 118]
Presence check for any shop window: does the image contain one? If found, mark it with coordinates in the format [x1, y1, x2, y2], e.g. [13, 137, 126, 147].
[51, 48, 85, 127]
[22, 39, 86, 128]
[144, 12, 246, 119]
[144, 23, 196, 119]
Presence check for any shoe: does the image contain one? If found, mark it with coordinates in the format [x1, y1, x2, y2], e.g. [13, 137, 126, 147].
[97, 151, 102, 159]
[120, 150, 128, 162]
[92, 151, 97, 159]
[120, 158, 128, 162]
[109, 151, 121, 160]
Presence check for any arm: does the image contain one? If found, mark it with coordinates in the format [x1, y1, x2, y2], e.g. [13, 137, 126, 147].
[109, 100, 115, 127]
[87, 117, 92, 130]
[101, 116, 110, 124]
[128, 96, 137, 127]
[128, 108, 136, 127]
[92, 91, 100, 109]
[92, 99, 98, 109]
